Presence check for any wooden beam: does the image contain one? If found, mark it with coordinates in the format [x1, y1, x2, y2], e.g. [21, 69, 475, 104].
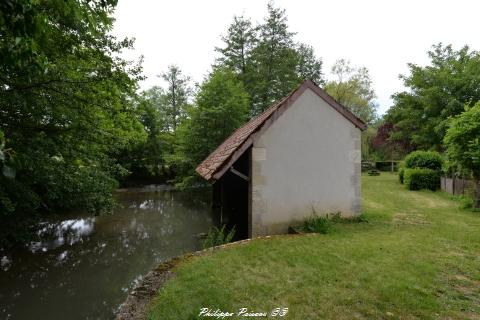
[230, 167, 249, 181]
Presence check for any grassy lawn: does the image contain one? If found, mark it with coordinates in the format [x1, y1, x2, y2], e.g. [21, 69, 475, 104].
[148, 174, 480, 319]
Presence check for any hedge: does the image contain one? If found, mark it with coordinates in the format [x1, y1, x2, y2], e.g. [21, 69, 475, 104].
[404, 168, 440, 191]
[404, 151, 443, 170]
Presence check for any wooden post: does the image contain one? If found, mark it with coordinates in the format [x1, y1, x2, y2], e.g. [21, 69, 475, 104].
[390, 149, 394, 174]
[475, 180, 480, 209]
[452, 176, 456, 196]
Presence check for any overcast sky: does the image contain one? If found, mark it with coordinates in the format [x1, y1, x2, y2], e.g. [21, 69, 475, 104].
[113, 0, 480, 114]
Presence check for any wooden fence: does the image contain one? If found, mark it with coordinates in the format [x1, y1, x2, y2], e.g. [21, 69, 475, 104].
[440, 176, 473, 196]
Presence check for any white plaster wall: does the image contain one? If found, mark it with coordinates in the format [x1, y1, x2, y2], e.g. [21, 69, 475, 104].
[251, 88, 361, 237]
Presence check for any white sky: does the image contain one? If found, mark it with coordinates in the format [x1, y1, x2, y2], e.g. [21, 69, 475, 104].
[113, 0, 480, 114]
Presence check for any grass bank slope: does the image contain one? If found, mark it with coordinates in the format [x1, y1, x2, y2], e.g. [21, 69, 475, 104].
[148, 174, 480, 319]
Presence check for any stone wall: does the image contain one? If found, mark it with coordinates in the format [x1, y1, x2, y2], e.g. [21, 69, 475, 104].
[250, 88, 362, 237]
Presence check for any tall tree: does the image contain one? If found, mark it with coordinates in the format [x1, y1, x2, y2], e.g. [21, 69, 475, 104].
[215, 15, 257, 81]
[386, 44, 480, 150]
[173, 67, 249, 186]
[324, 59, 378, 124]
[160, 65, 191, 132]
[118, 87, 172, 182]
[249, 2, 300, 115]
[215, 3, 325, 116]
[295, 43, 324, 86]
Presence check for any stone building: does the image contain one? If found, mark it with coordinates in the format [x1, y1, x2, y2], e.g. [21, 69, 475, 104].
[196, 80, 367, 238]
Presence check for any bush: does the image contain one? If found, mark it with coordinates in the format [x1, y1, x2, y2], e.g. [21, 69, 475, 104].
[404, 151, 443, 171]
[202, 225, 236, 249]
[404, 168, 440, 191]
[458, 195, 473, 209]
[399, 167, 405, 184]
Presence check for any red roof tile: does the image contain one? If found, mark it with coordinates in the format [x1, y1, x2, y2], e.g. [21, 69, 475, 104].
[195, 80, 367, 181]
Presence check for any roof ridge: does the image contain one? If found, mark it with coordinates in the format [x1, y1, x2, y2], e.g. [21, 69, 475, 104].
[196, 80, 367, 181]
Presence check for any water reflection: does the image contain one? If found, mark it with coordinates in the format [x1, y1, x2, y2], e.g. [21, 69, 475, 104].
[29, 218, 96, 253]
[0, 187, 213, 320]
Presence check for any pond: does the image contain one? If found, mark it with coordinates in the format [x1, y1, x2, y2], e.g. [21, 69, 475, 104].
[0, 186, 214, 320]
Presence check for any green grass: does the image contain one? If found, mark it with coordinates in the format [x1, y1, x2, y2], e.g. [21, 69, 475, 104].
[148, 174, 480, 319]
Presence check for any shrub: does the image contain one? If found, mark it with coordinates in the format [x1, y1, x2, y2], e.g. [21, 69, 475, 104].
[404, 151, 443, 171]
[458, 195, 473, 210]
[404, 168, 440, 191]
[399, 167, 405, 184]
[202, 225, 235, 249]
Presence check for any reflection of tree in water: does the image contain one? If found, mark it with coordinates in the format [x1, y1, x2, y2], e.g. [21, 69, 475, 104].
[29, 218, 96, 252]
[0, 187, 213, 320]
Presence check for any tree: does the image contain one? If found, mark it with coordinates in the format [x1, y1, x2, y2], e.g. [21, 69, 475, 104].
[0, 0, 118, 79]
[117, 87, 172, 182]
[173, 68, 249, 186]
[324, 59, 378, 124]
[444, 102, 480, 208]
[386, 44, 480, 150]
[0, 0, 146, 247]
[215, 3, 325, 116]
[295, 43, 324, 86]
[215, 15, 257, 81]
[160, 65, 192, 132]
[249, 2, 300, 115]
[139, 86, 169, 135]
[370, 121, 415, 160]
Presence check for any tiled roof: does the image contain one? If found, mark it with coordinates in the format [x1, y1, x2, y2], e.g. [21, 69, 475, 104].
[195, 80, 367, 181]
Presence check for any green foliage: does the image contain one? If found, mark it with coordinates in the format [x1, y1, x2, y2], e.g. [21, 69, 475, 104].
[303, 215, 332, 234]
[160, 65, 192, 132]
[173, 67, 249, 186]
[295, 43, 324, 86]
[247, 3, 299, 115]
[404, 168, 440, 191]
[0, 0, 146, 246]
[399, 167, 405, 184]
[202, 225, 236, 249]
[386, 44, 480, 150]
[444, 102, 480, 179]
[216, 2, 324, 116]
[118, 86, 176, 184]
[444, 102, 480, 208]
[402, 151, 442, 191]
[0, 0, 118, 77]
[324, 59, 378, 124]
[449, 195, 474, 210]
[215, 15, 257, 81]
[404, 151, 444, 171]
[302, 212, 340, 234]
[361, 126, 377, 161]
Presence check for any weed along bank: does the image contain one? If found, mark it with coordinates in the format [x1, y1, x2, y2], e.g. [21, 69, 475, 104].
[196, 80, 367, 238]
